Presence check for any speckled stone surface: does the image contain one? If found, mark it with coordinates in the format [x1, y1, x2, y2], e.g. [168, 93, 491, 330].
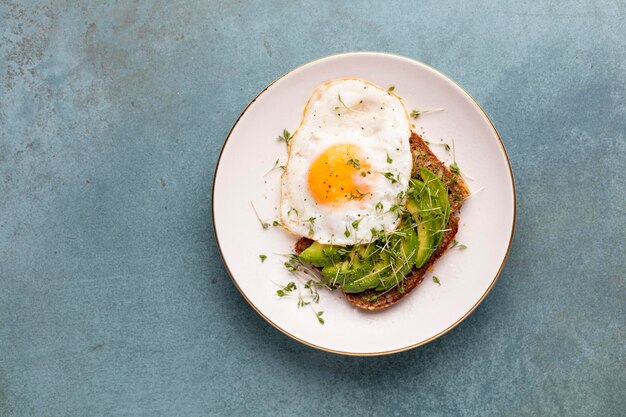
[1, 1, 624, 416]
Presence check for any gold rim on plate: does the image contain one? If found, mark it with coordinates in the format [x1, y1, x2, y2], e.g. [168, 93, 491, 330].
[211, 52, 517, 356]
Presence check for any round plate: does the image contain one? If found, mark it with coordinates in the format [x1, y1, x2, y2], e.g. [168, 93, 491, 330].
[213, 52, 515, 355]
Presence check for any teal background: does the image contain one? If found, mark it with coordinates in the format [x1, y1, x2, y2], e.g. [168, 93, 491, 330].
[1, 1, 625, 416]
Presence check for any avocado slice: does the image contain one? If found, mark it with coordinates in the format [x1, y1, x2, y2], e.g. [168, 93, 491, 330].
[299, 242, 343, 267]
[407, 170, 450, 268]
[374, 228, 418, 291]
[419, 167, 450, 225]
[407, 181, 435, 268]
[341, 252, 391, 293]
[321, 244, 375, 286]
[414, 216, 438, 268]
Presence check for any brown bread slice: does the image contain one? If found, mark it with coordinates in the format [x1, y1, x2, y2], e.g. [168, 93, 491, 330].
[295, 132, 470, 310]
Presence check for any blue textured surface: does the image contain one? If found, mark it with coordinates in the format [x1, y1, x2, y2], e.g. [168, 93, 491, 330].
[1, 1, 625, 416]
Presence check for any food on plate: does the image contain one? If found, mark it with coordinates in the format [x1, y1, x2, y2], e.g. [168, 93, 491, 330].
[279, 78, 469, 310]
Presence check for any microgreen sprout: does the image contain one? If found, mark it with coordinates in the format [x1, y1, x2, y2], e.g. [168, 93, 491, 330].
[276, 282, 296, 297]
[316, 311, 325, 324]
[382, 172, 398, 184]
[305, 217, 316, 235]
[333, 94, 366, 114]
[347, 158, 361, 169]
[334, 94, 349, 111]
[277, 129, 292, 146]
[410, 108, 444, 119]
[451, 239, 468, 250]
[251, 202, 270, 229]
[430, 142, 451, 151]
[348, 188, 368, 200]
[265, 159, 285, 175]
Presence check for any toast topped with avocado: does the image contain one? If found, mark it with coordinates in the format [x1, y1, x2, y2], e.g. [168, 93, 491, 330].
[294, 132, 469, 310]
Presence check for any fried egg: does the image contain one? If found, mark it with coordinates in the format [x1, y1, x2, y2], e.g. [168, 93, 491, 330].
[280, 78, 413, 245]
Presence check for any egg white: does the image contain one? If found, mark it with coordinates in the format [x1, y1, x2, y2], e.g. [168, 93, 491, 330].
[280, 78, 413, 245]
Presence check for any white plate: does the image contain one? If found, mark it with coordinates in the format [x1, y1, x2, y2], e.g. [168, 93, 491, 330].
[213, 52, 515, 355]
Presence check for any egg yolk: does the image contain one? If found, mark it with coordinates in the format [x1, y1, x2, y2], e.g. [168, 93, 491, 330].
[308, 144, 372, 205]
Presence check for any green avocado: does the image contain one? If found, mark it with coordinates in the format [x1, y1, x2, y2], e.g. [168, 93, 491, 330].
[341, 252, 391, 293]
[415, 218, 438, 268]
[321, 244, 376, 286]
[407, 169, 450, 268]
[299, 242, 342, 267]
[419, 167, 450, 225]
[373, 228, 418, 291]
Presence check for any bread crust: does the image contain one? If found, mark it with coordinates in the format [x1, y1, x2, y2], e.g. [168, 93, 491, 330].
[294, 132, 469, 310]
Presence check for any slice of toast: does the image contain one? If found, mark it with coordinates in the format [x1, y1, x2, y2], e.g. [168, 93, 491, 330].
[295, 132, 470, 310]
